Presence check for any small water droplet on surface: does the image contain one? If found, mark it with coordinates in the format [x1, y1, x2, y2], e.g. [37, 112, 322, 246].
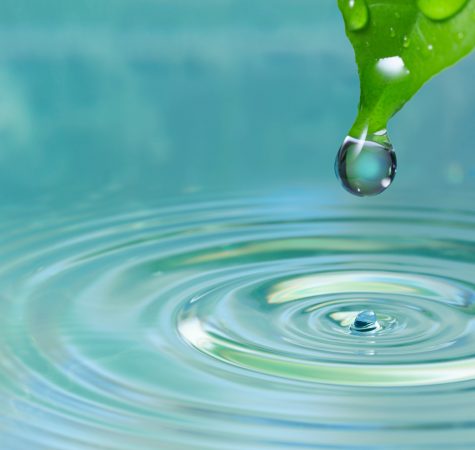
[376, 56, 410, 78]
[389, 27, 396, 38]
[350, 310, 380, 333]
[341, 0, 369, 31]
[427, 44, 434, 51]
[457, 31, 465, 41]
[402, 35, 411, 48]
[335, 132, 397, 197]
[417, 0, 469, 21]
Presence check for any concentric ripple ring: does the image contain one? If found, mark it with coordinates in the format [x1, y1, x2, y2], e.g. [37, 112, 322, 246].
[1, 193, 475, 449]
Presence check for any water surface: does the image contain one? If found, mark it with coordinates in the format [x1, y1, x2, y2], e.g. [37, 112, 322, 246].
[1, 191, 475, 449]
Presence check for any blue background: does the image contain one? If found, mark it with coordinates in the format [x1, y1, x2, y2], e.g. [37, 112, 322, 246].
[0, 0, 474, 206]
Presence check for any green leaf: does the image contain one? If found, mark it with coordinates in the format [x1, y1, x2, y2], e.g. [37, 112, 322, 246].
[338, 0, 475, 136]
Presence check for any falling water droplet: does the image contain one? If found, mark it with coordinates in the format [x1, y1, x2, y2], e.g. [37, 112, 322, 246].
[341, 0, 369, 31]
[417, 0, 469, 21]
[350, 310, 380, 333]
[335, 131, 397, 197]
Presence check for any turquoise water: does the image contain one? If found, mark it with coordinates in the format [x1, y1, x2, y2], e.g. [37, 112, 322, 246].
[2, 191, 475, 449]
[1, 1, 475, 449]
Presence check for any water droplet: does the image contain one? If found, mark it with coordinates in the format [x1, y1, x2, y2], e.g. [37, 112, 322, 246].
[427, 44, 434, 51]
[457, 31, 465, 41]
[335, 131, 397, 197]
[350, 310, 380, 333]
[389, 27, 396, 38]
[417, 0, 469, 21]
[375, 56, 410, 78]
[341, 0, 369, 31]
[402, 35, 411, 48]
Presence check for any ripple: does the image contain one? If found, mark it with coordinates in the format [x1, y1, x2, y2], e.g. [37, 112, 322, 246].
[178, 268, 475, 387]
[1, 194, 475, 449]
